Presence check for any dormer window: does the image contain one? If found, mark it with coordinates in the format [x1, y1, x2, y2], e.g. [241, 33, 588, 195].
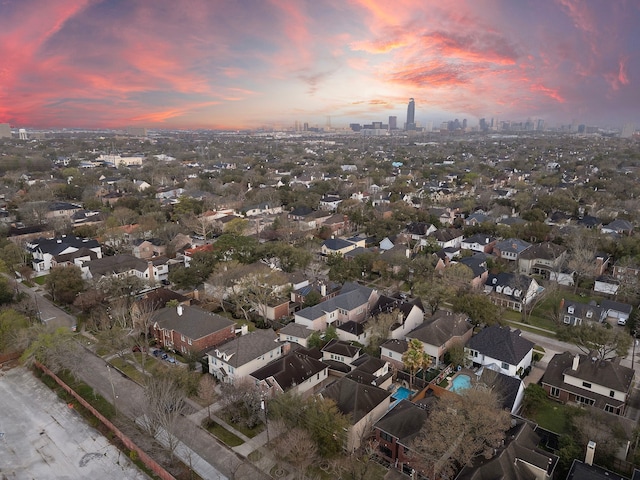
[586, 311, 593, 318]
[568, 306, 574, 314]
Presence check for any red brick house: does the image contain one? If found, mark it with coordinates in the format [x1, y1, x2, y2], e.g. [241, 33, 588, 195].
[151, 304, 236, 354]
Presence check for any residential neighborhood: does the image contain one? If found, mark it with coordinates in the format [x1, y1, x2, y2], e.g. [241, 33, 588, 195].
[2, 128, 640, 480]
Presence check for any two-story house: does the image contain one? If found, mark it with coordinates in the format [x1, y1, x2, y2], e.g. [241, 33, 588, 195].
[466, 325, 534, 378]
[518, 242, 568, 281]
[151, 304, 236, 354]
[460, 233, 497, 254]
[27, 235, 103, 275]
[406, 311, 474, 367]
[484, 272, 543, 312]
[493, 238, 532, 261]
[541, 352, 634, 416]
[560, 299, 606, 326]
[250, 347, 328, 397]
[207, 329, 284, 384]
[294, 282, 378, 332]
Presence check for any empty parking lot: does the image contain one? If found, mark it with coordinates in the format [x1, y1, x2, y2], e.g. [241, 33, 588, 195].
[0, 365, 148, 479]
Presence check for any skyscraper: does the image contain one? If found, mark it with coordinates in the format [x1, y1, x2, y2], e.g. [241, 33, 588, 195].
[0, 123, 10, 138]
[405, 98, 415, 131]
[388, 116, 397, 130]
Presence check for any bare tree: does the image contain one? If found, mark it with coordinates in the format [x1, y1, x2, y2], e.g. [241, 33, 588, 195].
[141, 376, 187, 461]
[219, 379, 263, 430]
[411, 386, 511, 479]
[367, 309, 400, 352]
[273, 428, 318, 480]
[197, 374, 218, 419]
[567, 231, 599, 293]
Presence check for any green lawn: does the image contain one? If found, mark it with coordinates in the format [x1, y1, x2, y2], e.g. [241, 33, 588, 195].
[224, 417, 264, 438]
[526, 400, 575, 435]
[33, 276, 46, 285]
[203, 419, 244, 447]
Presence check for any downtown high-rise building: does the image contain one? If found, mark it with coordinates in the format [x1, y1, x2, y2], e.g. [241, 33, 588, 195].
[388, 116, 397, 130]
[405, 98, 415, 131]
[0, 123, 11, 138]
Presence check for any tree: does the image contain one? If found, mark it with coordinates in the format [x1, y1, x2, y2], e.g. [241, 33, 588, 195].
[402, 338, 431, 389]
[219, 380, 263, 429]
[367, 309, 399, 354]
[141, 375, 187, 460]
[413, 277, 452, 314]
[45, 266, 85, 304]
[567, 231, 599, 292]
[20, 326, 83, 374]
[573, 407, 628, 466]
[273, 428, 318, 479]
[197, 374, 217, 419]
[411, 386, 511, 478]
[0, 309, 30, 354]
[452, 292, 501, 326]
[558, 323, 632, 360]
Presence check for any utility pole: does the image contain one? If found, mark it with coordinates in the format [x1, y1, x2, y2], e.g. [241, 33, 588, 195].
[261, 398, 270, 443]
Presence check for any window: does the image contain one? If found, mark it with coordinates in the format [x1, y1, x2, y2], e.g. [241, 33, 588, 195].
[181, 335, 185, 342]
[187, 339, 192, 346]
[582, 382, 592, 389]
[575, 395, 595, 406]
[563, 315, 571, 324]
[568, 306, 574, 314]
[380, 431, 393, 443]
[605, 404, 620, 415]
[586, 311, 593, 319]
[501, 362, 509, 370]
[610, 390, 615, 398]
[550, 387, 560, 397]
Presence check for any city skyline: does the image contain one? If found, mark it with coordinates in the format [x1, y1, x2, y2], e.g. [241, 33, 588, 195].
[1, 1, 638, 130]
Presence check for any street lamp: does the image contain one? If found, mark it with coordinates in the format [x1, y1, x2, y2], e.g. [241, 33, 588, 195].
[261, 398, 270, 443]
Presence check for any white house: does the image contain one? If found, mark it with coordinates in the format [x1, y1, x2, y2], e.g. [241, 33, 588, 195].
[466, 325, 534, 378]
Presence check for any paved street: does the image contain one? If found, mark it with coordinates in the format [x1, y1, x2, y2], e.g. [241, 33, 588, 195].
[12, 276, 76, 330]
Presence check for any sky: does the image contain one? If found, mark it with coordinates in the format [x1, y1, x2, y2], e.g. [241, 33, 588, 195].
[0, 0, 638, 130]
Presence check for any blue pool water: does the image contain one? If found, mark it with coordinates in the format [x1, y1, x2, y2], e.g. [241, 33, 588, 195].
[392, 386, 413, 401]
[450, 374, 471, 392]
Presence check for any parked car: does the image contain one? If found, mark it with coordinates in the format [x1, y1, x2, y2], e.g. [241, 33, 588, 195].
[152, 349, 162, 357]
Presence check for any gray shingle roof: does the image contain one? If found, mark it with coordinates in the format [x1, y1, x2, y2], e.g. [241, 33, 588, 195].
[407, 311, 472, 347]
[250, 350, 326, 391]
[322, 377, 390, 424]
[209, 329, 278, 368]
[374, 399, 429, 446]
[467, 325, 534, 365]
[152, 305, 235, 341]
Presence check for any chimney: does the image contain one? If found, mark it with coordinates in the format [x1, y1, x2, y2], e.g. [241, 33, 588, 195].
[585, 440, 596, 466]
[320, 282, 327, 297]
[177, 305, 183, 316]
[572, 353, 580, 371]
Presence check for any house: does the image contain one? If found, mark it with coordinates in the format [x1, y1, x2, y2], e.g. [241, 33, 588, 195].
[380, 339, 408, 372]
[457, 255, 489, 289]
[321, 376, 392, 452]
[277, 322, 314, 347]
[347, 356, 392, 389]
[319, 193, 343, 211]
[466, 325, 534, 378]
[151, 304, 236, 354]
[27, 235, 103, 275]
[493, 238, 532, 261]
[600, 299, 633, 326]
[322, 214, 350, 236]
[455, 420, 557, 480]
[321, 339, 362, 373]
[45, 201, 83, 220]
[132, 238, 166, 259]
[250, 347, 328, 397]
[460, 233, 497, 253]
[374, 399, 430, 474]
[560, 299, 605, 326]
[428, 228, 463, 249]
[475, 366, 526, 414]
[404, 222, 437, 247]
[601, 219, 633, 236]
[566, 458, 629, 480]
[207, 329, 284, 383]
[294, 282, 378, 331]
[484, 272, 543, 312]
[405, 311, 473, 367]
[320, 237, 359, 258]
[518, 242, 568, 279]
[541, 352, 634, 416]
[464, 212, 489, 226]
[243, 202, 283, 217]
[81, 254, 169, 285]
[369, 293, 425, 340]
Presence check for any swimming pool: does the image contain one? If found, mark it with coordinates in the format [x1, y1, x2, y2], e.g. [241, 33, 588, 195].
[450, 374, 471, 392]
[392, 386, 413, 401]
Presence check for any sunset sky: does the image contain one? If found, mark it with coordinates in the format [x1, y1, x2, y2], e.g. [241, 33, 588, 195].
[1, 0, 638, 130]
